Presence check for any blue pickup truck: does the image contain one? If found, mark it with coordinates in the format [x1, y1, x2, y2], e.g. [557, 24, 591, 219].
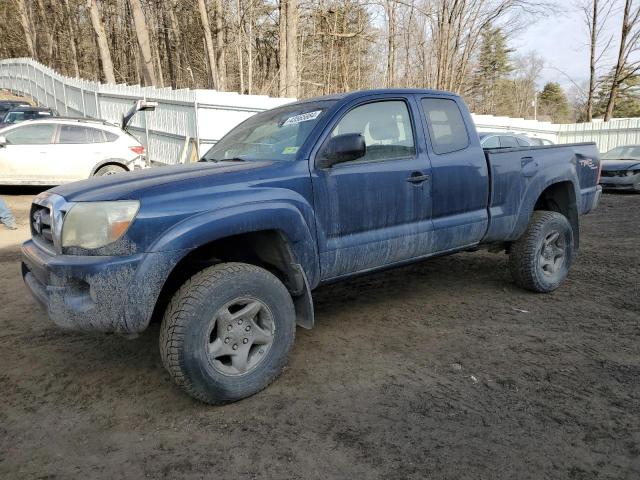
[22, 89, 601, 404]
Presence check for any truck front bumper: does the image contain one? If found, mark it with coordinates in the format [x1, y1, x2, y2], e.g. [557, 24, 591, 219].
[21, 239, 185, 333]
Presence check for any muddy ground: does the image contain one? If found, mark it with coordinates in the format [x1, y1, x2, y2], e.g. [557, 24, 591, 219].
[0, 188, 638, 479]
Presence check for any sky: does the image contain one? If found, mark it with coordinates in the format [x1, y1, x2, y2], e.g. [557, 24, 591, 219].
[514, 2, 625, 90]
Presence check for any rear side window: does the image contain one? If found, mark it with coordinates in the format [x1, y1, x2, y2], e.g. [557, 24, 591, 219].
[421, 98, 469, 154]
[499, 136, 519, 148]
[103, 131, 119, 142]
[4, 124, 56, 145]
[58, 125, 107, 144]
[516, 136, 530, 147]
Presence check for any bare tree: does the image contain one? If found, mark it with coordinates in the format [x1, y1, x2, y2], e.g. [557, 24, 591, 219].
[198, 0, 223, 89]
[578, 0, 614, 121]
[15, 0, 37, 60]
[87, 0, 116, 83]
[214, 0, 228, 91]
[279, 0, 298, 97]
[129, 0, 157, 86]
[604, 0, 640, 120]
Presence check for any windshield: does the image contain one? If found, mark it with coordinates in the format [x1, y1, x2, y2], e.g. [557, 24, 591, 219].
[202, 100, 335, 162]
[602, 146, 640, 160]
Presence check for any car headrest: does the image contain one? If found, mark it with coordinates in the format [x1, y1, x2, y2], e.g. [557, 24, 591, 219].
[369, 117, 399, 142]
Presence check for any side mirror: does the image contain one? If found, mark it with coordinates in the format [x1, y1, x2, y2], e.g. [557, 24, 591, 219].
[0, 136, 6, 148]
[121, 99, 158, 130]
[318, 133, 366, 168]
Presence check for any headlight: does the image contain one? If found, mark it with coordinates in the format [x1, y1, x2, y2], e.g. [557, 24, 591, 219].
[61, 201, 140, 249]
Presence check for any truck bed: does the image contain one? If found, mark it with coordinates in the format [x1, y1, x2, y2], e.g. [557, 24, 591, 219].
[482, 142, 601, 245]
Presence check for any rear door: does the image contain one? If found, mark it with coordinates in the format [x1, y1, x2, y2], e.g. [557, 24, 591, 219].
[53, 125, 107, 179]
[311, 95, 434, 280]
[0, 124, 57, 184]
[419, 96, 489, 252]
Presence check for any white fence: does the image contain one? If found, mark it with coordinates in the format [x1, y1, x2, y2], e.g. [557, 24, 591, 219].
[472, 114, 640, 152]
[0, 58, 292, 164]
[1, 58, 639, 159]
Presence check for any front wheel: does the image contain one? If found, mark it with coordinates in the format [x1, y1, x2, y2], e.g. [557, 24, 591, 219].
[509, 211, 574, 293]
[159, 262, 296, 404]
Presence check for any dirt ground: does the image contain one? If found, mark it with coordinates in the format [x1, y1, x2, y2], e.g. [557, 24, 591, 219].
[0, 187, 638, 480]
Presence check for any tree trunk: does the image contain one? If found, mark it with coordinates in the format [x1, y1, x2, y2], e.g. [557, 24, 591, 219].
[236, 0, 244, 93]
[15, 0, 37, 60]
[62, 0, 80, 77]
[214, 0, 227, 91]
[386, 0, 396, 87]
[279, 0, 287, 95]
[129, 0, 157, 86]
[278, 0, 298, 97]
[604, 0, 632, 121]
[87, 0, 116, 83]
[198, 0, 219, 89]
[286, 0, 298, 96]
[162, 6, 176, 88]
[586, 0, 598, 121]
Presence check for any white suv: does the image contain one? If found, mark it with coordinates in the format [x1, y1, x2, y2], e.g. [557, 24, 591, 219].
[0, 118, 148, 185]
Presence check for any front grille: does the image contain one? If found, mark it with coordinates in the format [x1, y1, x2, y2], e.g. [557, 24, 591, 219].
[30, 204, 54, 246]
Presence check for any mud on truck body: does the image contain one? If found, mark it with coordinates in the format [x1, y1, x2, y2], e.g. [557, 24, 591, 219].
[22, 89, 602, 404]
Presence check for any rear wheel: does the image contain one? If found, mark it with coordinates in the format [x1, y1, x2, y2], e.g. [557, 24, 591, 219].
[509, 211, 574, 293]
[94, 164, 127, 176]
[159, 262, 296, 404]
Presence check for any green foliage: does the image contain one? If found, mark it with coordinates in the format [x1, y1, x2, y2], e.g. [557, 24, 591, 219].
[593, 69, 640, 119]
[468, 26, 513, 113]
[538, 82, 571, 123]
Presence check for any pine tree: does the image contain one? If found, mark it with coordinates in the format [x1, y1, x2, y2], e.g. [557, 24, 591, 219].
[538, 82, 571, 123]
[469, 26, 513, 113]
[593, 68, 640, 119]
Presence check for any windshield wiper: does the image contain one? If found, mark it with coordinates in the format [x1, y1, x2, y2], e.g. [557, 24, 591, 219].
[203, 157, 247, 163]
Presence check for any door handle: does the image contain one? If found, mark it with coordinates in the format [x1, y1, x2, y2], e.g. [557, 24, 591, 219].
[406, 172, 430, 184]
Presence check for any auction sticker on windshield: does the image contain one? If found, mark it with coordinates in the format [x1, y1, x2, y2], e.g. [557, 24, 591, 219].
[282, 110, 322, 126]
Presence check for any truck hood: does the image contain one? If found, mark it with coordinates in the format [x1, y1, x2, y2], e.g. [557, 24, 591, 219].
[601, 159, 640, 170]
[51, 161, 275, 202]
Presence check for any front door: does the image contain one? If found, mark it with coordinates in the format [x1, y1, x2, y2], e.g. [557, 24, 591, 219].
[311, 96, 434, 280]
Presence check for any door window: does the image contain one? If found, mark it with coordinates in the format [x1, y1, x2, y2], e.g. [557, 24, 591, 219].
[421, 98, 469, 154]
[499, 136, 519, 148]
[3, 124, 56, 145]
[58, 125, 106, 144]
[481, 135, 500, 148]
[329, 100, 415, 162]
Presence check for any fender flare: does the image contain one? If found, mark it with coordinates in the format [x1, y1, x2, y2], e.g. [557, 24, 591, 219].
[511, 175, 580, 242]
[148, 200, 321, 288]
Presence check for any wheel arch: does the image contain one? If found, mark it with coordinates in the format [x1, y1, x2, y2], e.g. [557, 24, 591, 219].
[532, 180, 580, 249]
[149, 228, 316, 330]
[90, 159, 130, 176]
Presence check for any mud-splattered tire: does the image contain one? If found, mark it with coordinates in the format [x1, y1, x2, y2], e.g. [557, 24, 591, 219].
[509, 211, 574, 293]
[159, 262, 295, 404]
[94, 164, 127, 176]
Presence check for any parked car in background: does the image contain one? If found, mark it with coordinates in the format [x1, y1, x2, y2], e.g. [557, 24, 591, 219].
[527, 136, 555, 146]
[0, 106, 57, 128]
[599, 145, 640, 192]
[0, 118, 148, 185]
[479, 131, 533, 148]
[0, 100, 31, 117]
